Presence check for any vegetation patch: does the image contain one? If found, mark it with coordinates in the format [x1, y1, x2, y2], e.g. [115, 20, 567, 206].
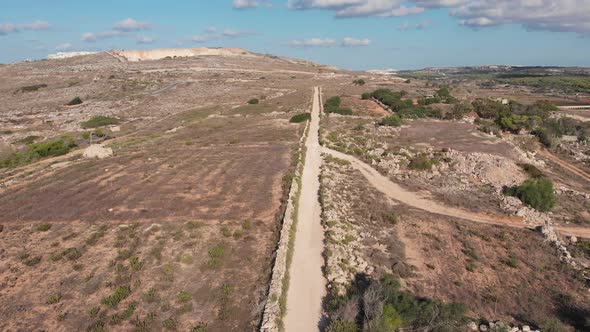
[324, 96, 353, 115]
[0, 136, 77, 168]
[378, 115, 402, 127]
[207, 243, 226, 268]
[101, 286, 131, 308]
[504, 177, 556, 212]
[325, 274, 468, 332]
[408, 155, 439, 171]
[15, 83, 47, 93]
[289, 112, 311, 123]
[67, 97, 83, 106]
[82, 115, 120, 129]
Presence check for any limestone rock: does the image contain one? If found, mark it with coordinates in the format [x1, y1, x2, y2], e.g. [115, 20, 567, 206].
[83, 144, 114, 159]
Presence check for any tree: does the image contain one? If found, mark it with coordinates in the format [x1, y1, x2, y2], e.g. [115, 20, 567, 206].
[436, 86, 450, 98]
[353, 79, 366, 86]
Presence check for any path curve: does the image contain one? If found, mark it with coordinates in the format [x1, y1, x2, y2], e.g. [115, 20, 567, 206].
[322, 147, 590, 239]
[284, 87, 326, 331]
[537, 149, 590, 183]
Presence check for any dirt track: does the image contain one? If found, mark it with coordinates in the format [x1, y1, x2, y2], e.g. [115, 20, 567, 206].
[284, 87, 325, 331]
[322, 147, 590, 239]
[537, 149, 590, 183]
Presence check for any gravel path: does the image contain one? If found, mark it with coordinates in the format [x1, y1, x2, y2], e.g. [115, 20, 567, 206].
[284, 87, 326, 332]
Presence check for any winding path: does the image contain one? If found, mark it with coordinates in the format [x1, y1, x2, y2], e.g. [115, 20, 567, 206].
[322, 147, 590, 239]
[284, 87, 326, 332]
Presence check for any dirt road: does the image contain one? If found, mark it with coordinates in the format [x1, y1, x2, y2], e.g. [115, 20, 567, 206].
[284, 87, 325, 331]
[537, 149, 590, 183]
[322, 147, 590, 239]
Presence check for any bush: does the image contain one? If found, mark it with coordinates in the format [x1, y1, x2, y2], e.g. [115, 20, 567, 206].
[35, 223, 52, 232]
[504, 177, 556, 212]
[67, 97, 83, 106]
[207, 243, 226, 268]
[101, 286, 131, 307]
[353, 79, 366, 86]
[541, 318, 569, 332]
[326, 274, 468, 332]
[325, 96, 342, 109]
[519, 163, 544, 178]
[532, 128, 559, 148]
[379, 115, 402, 127]
[361, 92, 371, 100]
[324, 96, 353, 115]
[82, 116, 120, 129]
[326, 321, 358, 332]
[177, 291, 192, 303]
[331, 108, 353, 116]
[290, 113, 311, 123]
[247, 98, 259, 105]
[16, 84, 47, 93]
[408, 155, 439, 171]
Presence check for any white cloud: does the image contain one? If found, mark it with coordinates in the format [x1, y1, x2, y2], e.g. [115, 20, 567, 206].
[233, 0, 273, 9]
[290, 38, 338, 47]
[0, 20, 51, 35]
[450, 0, 590, 34]
[113, 18, 151, 32]
[137, 35, 156, 44]
[233, 0, 259, 9]
[55, 43, 73, 51]
[290, 37, 371, 47]
[189, 27, 256, 43]
[81, 31, 123, 42]
[288, 0, 424, 18]
[342, 37, 371, 46]
[287, 0, 590, 34]
[21, 20, 52, 31]
[398, 19, 429, 31]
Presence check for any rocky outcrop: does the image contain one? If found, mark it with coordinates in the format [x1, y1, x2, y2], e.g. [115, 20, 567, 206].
[83, 144, 113, 159]
[113, 48, 255, 62]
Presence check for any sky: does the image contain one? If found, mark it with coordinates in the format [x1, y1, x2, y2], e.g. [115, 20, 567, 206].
[1, 0, 590, 70]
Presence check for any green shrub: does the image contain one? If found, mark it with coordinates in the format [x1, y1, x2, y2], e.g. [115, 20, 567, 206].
[532, 128, 559, 148]
[101, 286, 131, 307]
[47, 293, 62, 304]
[325, 96, 342, 109]
[353, 79, 366, 86]
[379, 115, 402, 127]
[324, 96, 353, 115]
[519, 164, 544, 178]
[361, 92, 371, 100]
[67, 97, 83, 106]
[190, 323, 208, 332]
[17, 135, 40, 145]
[16, 84, 47, 93]
[504, 177, 556, 212]
[162, 318, 178, 330]
[82, 116, 120, 129]
[207, 243, 226, 268]
[177, 291, 192, 303]
[1, 137, 77, 168]
[290, 113, 311, 123]
[408, 156, 439, 171]
[35, 223, 52, 232]
[541, 318, 569, 332]
[330, 107, 353, 116]
[381, 304, 403, 331]
[247, 98, 259, 105]
[326, 321, 358, 332]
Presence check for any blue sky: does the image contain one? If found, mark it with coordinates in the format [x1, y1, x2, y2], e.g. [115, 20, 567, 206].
[1, 0, 589, 70]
